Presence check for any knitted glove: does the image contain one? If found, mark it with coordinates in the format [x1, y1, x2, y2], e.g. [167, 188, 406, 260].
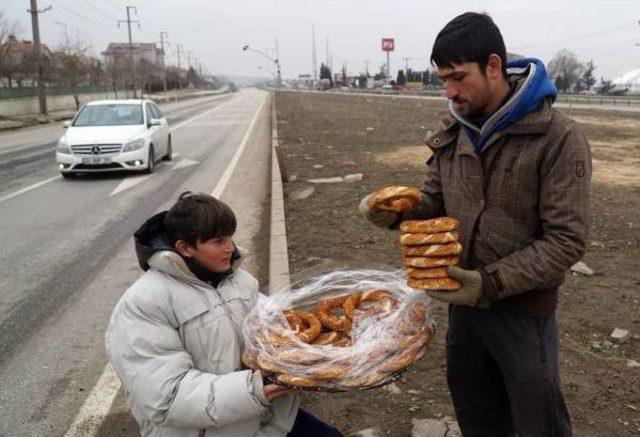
[425, 266, 483, 307]
[358, 194, 398, 228]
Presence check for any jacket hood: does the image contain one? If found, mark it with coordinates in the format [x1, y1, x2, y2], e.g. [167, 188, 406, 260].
[133, 211, 242, 283]
[450, 57, 558, 152]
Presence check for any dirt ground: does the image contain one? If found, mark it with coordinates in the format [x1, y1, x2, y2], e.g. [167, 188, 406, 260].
[274, 91, 640, 436]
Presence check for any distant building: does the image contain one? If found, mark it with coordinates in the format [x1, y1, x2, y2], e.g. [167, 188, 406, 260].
[610, 68, 640, 96]
[0, 34, 51, 65]
[102, 42, 164, 68]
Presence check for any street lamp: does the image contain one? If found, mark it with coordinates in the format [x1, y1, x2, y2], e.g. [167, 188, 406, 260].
[242, 44, 282, 88]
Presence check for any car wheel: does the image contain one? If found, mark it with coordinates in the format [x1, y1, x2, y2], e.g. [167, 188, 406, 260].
[162, 136, 173, 161]
[145, 146, 155, 174]
[61, 172, 76, 179]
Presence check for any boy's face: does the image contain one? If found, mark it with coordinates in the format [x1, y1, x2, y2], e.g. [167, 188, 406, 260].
[180, 235, 235, 273]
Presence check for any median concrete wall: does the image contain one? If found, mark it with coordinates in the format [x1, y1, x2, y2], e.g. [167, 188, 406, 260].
[0, 88, 228, 118]
[0, 89, 138, 118]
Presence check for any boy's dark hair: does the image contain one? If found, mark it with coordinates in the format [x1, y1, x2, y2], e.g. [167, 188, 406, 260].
[164, 192, 236, 246]
[430, 12, 507, 76]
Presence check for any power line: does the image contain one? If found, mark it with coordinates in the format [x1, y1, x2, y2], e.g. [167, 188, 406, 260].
[511, 21, 635, 51]
[50, 0, 113, 29]
[82, 0, 118, 22]
[99, 0, 121, 12]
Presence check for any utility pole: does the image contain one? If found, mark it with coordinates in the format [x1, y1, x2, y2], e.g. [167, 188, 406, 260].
[402, 57, 412, 75]
[311, 24, 318, 84]
[176, 44, 183, 90]
[274, 38, 282, 88]
[28, 0, 51, 116]
[158, 31, 169, 92]
[118, 6, 139, 98]
[187, 51, 192, 86]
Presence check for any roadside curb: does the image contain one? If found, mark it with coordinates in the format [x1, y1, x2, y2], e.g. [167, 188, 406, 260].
[268, 92, 291, 295]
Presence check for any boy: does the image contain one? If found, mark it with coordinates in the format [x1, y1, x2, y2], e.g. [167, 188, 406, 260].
[106, 192, 342, 436]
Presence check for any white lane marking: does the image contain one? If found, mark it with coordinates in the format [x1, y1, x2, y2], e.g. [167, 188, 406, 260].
[63, 93, 268, 437]
[171, 157, 200, 170]
[211, 99, 266, 198]
[62, 364, 121, 437]
[0, 98, 237, 204]
[169, 96, 238, 132]
[109, 174, 153, 197]
[0, 175, 61, 204]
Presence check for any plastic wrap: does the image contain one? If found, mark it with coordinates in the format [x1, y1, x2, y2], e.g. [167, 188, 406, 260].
[242, 268, 435, 391]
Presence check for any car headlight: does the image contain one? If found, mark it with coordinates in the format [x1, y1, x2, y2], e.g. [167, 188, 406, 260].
[123, 138, 146, 152]
[56, 139, 71, 154]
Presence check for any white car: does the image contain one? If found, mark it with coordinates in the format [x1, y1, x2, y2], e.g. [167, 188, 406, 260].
[56, 99, 171, 177]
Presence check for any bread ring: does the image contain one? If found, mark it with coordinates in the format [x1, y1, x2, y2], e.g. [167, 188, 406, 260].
[408, 277, 461, 291]
[284, 312, 304, 332]
[272, 347, 325, 365]
[292, 311, 322, 343]
[401, 242, 462, 257]
[317, 296, 352, 331]
[403, 255, 459, 268]
[311, 331, 344, 345]
[241, 348, 258, 370]
[257, 354, 288, 374]
[343, 372, 389, 389]
[306, 363, 350, 380]
[344, 289, 395, 319]
[276, 373, 321, 388]
[379, 347, 426, 373]
[369, 186, 421, 213]
[400, 217, 459, 233]
[400, 231, 459, 246]
[406, 267, 449, 279]
[258, 329, 296, 346]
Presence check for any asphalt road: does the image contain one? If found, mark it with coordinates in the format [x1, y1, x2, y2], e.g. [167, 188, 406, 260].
[0, 89, 272, 436]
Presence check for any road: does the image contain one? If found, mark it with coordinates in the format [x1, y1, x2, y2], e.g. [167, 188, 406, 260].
[0, 89, 273, 436]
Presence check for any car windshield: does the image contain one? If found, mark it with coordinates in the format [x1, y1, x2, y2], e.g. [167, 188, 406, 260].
[73, 104, 143, 126]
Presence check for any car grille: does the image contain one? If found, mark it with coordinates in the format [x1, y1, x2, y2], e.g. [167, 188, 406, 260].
[70, 144, 122, 155]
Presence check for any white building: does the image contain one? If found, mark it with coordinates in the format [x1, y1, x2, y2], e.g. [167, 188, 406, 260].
[610, 68, 640, 96]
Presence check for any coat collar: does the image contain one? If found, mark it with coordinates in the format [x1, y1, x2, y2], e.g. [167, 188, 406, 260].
[147, 246, 246, 289]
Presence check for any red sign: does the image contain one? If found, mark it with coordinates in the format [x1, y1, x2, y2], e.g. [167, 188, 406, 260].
[381, 38, 395, 52]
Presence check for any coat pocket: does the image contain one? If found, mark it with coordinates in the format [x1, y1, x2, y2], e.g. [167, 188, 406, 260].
[483, 229, 533, 262]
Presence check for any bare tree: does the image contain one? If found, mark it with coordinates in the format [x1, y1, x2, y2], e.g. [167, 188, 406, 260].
[548, 49, 584, 93]
[52, 36, 92, 109]
[0, 10, 24, 87]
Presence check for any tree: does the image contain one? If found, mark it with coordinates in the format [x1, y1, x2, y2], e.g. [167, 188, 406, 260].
[357, 73, 367, 89]
[341, 65, 347, 86]
[548, 49, 584, 93]
[580, 60, 596, 91]
[52, 36, 92, 109]
[596, 77, 613, 95]
[396, 69, 406, 86]
[319, 62, 332, 86]
[374, 63, 387, 81]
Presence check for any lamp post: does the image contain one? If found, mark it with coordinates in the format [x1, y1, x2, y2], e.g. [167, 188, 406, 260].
[242, 44, 281, 88]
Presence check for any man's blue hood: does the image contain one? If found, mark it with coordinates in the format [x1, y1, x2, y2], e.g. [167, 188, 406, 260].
[451, 57, 558, 153]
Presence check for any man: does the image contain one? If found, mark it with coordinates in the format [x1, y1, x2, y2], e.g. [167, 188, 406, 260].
[360, 12, 591, 437]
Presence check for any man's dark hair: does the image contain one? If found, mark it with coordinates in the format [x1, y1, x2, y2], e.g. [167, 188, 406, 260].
[164, 191, 236, 246]
[430, 12, 506, 75]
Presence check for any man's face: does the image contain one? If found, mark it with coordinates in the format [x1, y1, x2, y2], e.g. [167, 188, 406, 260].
[438, 62, 493, 118]
[184, 235, 235, 273]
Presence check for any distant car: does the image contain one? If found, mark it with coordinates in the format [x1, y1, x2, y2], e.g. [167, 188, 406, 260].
[381, 84, 393, 94]
[56, 99, 171, 177]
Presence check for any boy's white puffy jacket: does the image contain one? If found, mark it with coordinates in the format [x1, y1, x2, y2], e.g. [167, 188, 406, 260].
[105, 249, 299, 437]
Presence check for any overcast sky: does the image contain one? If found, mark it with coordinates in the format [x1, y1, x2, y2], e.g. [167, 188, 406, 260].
[4, 0, 640, 80]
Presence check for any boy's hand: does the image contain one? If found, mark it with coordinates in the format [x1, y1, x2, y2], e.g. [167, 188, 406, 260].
[264, 384, 291, 402]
